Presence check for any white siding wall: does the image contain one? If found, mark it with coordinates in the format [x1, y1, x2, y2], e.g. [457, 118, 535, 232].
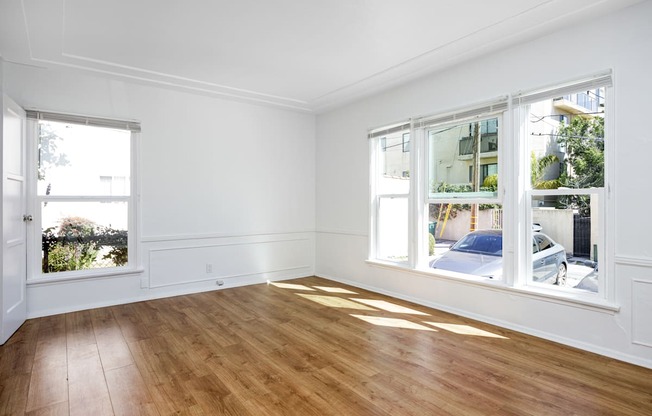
[316, 1, 652, 368]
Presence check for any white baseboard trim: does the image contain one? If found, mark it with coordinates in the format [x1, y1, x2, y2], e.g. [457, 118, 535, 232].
[316, 272, 652, 370]
[26, 269, 312, 319]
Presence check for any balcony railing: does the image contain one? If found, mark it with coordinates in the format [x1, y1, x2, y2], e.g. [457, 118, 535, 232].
[555, 91, 601, 113]
[459, 133, 498, 156]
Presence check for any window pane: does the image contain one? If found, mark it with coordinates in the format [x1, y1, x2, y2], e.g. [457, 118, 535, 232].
[429, 228, 504, 280]
[402, 133, 410, 152]
[41, 201, 128, 273]
[378, 133, 410, 195]
[531, 194, 599, 291]
[429, 117, 499, 199]
[428, 203, 503, 279]
[377, 196, 407, 262]
[529, 89, 604, 191]
[38, 121, 131, 196]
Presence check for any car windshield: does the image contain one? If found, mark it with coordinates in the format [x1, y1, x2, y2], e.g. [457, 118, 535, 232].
[451, 233, 502, 256]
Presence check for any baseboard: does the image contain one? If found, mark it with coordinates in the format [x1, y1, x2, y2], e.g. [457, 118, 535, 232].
[315, 273, 652, 370]
[26, 270, 312, 319]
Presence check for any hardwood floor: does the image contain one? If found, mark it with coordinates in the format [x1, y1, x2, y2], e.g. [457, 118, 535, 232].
[1, 276, 651, 415]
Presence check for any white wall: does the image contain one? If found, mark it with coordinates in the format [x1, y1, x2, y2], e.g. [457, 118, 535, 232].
[4, 63, 316, 317]
[531, 208, 574, 255]
[316, 1, 652, 368]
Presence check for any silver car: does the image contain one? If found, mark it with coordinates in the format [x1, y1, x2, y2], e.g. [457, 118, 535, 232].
[429, 229, 568, 285]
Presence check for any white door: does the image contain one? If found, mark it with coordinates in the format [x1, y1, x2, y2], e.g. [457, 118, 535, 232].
[1, 94, 27, 344]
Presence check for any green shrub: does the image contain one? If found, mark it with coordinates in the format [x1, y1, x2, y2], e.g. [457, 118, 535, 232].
[43, 216, 100, 273]
[45, 241, 98, 272]
[42, 217, 129, 272]
[428, 233, 436, 256]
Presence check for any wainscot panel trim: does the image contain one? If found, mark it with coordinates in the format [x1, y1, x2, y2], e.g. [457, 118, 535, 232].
[315, 228, 368, 237]
[146, 237, 310, 250]
[141, 230, 314, 243]
[146, 236, 314, 289]
[615, 255, 652, 268]
[632, 279, 652, 349]
[148, 265, 312, 289]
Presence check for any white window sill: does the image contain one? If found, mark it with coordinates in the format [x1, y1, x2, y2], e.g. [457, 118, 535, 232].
[27, 267, 144, 286]
[365, 259, 619, 314]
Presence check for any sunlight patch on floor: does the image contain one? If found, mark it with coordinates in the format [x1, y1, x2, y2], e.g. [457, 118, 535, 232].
[424, 322, 508, 338]
[351, 315, 436, 331]
[297, 294, 376, 310]
[313, 286, 358, 294]
[270, 282, 316, 291]
[350, 299, 429, 315]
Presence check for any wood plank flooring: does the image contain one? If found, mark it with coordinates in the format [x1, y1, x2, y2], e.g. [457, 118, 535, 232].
[1, 276, 651, 415]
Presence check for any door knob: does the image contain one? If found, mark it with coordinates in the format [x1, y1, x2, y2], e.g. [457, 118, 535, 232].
[22, 214, 33, 222]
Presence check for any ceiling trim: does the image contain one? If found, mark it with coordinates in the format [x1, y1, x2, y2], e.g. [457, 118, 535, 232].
[3, 0, 644, 113]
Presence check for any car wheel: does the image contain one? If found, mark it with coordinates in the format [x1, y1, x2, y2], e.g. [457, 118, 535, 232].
[555, 263, 567, 286]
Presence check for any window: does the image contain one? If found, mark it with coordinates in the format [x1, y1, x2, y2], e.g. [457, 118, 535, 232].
[534, 234, 553, 252]
[369, 122, 411, 263]
[100, 175, 128, 196]
[27, 111, 139, 280]
[402, 133, 410, 153]
[469, 163, 498, 184]
[523, 82, 608, 293]
[369, 72, 612, 303]
[458, 119, 499, 156]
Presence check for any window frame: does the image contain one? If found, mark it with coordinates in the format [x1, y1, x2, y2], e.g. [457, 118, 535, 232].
[26, 112, 141, 284]
[369, 121, 412, 264]
[421, 111, 506, 272]
[516, 77, 611, 298]
[402, 132, 410, 153]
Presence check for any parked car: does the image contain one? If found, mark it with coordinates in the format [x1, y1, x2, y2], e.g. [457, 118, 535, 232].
[574, 260, 598, 292]
[429, 229, 568, 285]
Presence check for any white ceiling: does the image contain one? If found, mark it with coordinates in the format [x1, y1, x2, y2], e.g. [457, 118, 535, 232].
[0, 0, 644, 112]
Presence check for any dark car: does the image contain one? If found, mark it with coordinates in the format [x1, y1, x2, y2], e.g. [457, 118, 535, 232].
[429, 229, 568, 285]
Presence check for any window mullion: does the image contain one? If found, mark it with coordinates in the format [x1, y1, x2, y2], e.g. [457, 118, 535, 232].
[512, 103, 531, 287]
[408, 126, 425, 269]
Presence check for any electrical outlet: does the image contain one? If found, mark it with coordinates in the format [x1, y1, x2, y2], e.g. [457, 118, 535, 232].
[206, 263, 213, 273]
